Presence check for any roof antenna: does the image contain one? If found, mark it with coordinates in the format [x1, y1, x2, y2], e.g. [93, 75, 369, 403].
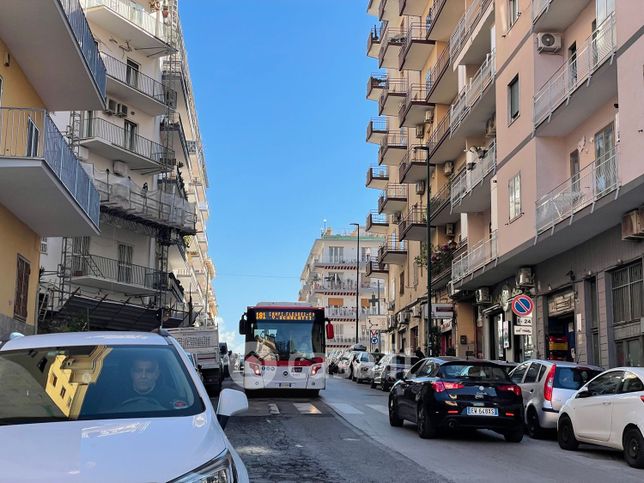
[321, 219, 327, 236]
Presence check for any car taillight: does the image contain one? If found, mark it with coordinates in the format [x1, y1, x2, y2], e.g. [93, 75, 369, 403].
[640, 395, 644, 404]
[311, 364, 323, 376]
[498, 384, 522, 397]
[432, 381, 464, 392]
[249, 362, 261, 376]
[544, 364, 557, 402]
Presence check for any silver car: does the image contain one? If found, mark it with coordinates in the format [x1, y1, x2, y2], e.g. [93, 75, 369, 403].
[509, 360, 603, 438]
[371, 354, 420, 391]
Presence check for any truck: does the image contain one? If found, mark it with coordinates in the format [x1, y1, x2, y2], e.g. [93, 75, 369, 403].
[166, 326, 224, 396]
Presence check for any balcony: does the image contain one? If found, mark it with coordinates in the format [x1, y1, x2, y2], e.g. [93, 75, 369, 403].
[378, 78, 407, 116]
[378, 28, 407, 69]
[90, 169, 196, 233]
[399, 85, 433, 128]
[399, 206, 428, 242]
[450, 0, 494, 66]
[378, 236, 408, 265]
[378, 184, 408, 214]
[366, 118, 388, 144]
[367, 74, 388, 102]
[379, 0, 400, 21]
[427, 113, 461, 165]
[0, 108, 100, 236]
[365, 260, 389, 279]
[366, 212, 390, 234]
[399, 0, 426, 17]
[313, 257, 361, 270]
[81, 0, 174, 57]
[367, 166, 389, 189]
[532, 0, 591, 32]
[326, 306, 382, 321]
[79, 117, 175, 174]
[450, 140, 496, 213]
[312, 281, 359, 295]
[0, 0, 106, 110]
[101, 52, 176, 116]
[399, 24, 435, 71]
[536, 151, 619, 234]
[450, 52, 496, 136]
[430, 181, 458, 225]
[69, 253, 165, 295]
[426, 45, 458, 105]
[452, 231, 498, 282]
[533, 14, 617, 136]
[367, 26, 382, 58]
[426, 0, 465, 42]
[399, 145, 429, 184]
[378, 131, 408, 166]
[367, 0, 382, 17]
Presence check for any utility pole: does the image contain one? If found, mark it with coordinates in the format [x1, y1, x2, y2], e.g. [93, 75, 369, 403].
[350, 223, 360, 345]
[426, 151, 433, 357]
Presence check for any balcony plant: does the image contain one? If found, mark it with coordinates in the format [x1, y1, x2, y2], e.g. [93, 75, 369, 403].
[414, 241, 457, 275]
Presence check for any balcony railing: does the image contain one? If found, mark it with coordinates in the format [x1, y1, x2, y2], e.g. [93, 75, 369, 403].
[425, 0, 447, 37]
[532, 0, 550, 20]
[367, 165, 389, 182]
[81, 0, 170, 44]
[378, 28, 406, 65]
[379, 236, 408, 256]
[380, 130, 408, 150]
[0, 107, 100, 226]
[368, 212, 390, 226]
[70, 253, 165, 289]
[427, 114, 450, 154]
[450, 140, 496, 206]
[400, 84, 430, 114]
[399, 145, 428, 180]
[60, 0, 107, 98]
[399, 206, 427, 232]
[450, 51, 495, 132]
[399, 22, 429, 59]
[80, 117, 175, 168]
[536, 151, 619, 233]
[452, 231, 498, 281]
[101, 52, 175, 106]
[326, 306, 382, 319]
[379, 184, 408, 203]
[534, 13, 616, 127]
[426, 43, 450, 96]
[430, 181, 450, 215]
[379, 78, 407, 112]
[450, 0, 493, 62]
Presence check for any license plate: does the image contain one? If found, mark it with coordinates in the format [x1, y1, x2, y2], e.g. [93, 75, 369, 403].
[293, 367, 303, 373]
[278, 383, 293, 388]
[466, 407, 498, 416]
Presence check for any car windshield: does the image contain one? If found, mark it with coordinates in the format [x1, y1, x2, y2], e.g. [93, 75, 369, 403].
[0, 345, 204, 425]
[250, 321, 323, 361]
[439, 363, 510, 382]
[392, 356, 419, 365]
[555, 367, 602, 390]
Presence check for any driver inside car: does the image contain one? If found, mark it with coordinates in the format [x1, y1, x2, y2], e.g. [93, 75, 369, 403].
[120, 357, 175, 409]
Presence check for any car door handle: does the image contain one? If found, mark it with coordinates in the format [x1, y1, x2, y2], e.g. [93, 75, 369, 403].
[602, 402, 611, 406]
[529, 389, 534, 393]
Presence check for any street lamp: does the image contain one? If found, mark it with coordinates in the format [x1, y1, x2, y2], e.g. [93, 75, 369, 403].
[350, 223, 360, 345]
[425, 151, 434, 357]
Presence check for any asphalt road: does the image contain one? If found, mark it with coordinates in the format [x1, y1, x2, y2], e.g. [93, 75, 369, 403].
[221, 374, 643, 482]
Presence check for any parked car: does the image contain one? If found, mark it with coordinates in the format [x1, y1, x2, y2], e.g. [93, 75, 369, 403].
[337, 351, 357, 377]
[0, 331, 250, 482]
[558, 367, 644, 468]
[389, 358, 524, 442]
[327, 349, 343, 374]
[352, 352, 379, 383]
[371, 354, 420, 391]
[509, 360, 603, 438]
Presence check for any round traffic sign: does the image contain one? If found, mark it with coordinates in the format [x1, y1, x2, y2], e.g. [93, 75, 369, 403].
[511, 294, 534, 317]
[371, 336, 379, 344]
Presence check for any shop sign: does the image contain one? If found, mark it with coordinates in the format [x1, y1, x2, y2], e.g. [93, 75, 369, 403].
[514, 326, 533, 336]
[548, 291, 575, 316]
[432, 304, 454, 319]
[440, 320, 452, 333]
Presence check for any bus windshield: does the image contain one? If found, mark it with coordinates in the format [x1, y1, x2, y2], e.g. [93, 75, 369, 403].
[248, 316, 324, 362]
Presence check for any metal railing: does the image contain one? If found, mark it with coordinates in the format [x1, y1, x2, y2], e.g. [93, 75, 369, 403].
[368, 73, 388, 94]
[450, 0, 493, 62]
[450, 140, 496, 207]
[368, 212, 390, 225]
[379, 236, 408, 255]
[400, 84, 430, 116]
[452, 230, 497, 281]
[368, 165, 389, 181]
[367, 118, 388, 141]
[426, 44, 450, 96]
[80, 0, 169, 44]
[532, 0, 551, 22]
[399, 206, 427, 233]
[70, 253, 165, 289]
[379, 78, 407, 111]
[59, 0, 107, 98]
[400, 23, 429, 62]
[0, 107, 100, 227]
[426, 0, 447, 37]
[326, 306, 381, 318]
[101, 52, 175, 106]
[378, 28, 407, 65]
[380, 130, 408, 150]
[367, 25, 381, 55]
[430, 181, 450, 216]
[450, 51, 496, 132]
[400, 145, 428, 179]
[380, 184, 408, 202]
[534, 14, 616, 126]
[427, 113, 450, 154]
[79, 117, 174, 168]
[366, 260, 388, 273]
[536, 151, 619, 233]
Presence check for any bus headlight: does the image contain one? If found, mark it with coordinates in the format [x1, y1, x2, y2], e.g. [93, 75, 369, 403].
[248, 362, 261, 376]
[170, 450, 237, 482]
[311, 363, 323, 376]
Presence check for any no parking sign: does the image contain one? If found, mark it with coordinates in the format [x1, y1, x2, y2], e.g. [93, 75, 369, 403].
[511, 294, 534, 317]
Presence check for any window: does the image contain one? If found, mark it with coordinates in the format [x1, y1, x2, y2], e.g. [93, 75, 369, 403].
[117, 244, 133, 284]
[361, 247, 370, 262]
[596, 0, 615, 24]
[51, 374, 57, 387]
[568, 43, 578, 87]
[510, 362, 528, 383]
[329, 246, 343, 263]
[537, 364, 548, 381]
[40, 237, 48, 254]
[524, 363, 542, 383]
[508, 75, 520, 123]
[126, 59, 140, 88]
[508, 173, 521, 220]
[616, 338, 642, 367]
[587, 370, 624, 396]
[570, 150, 580, 196]
[123, 120, 138, 151]
[60, 387, 66, 399]
[410, 327, 418, 350]
[399, 272, 405, 295]
[587, 278, 600, 365]
[26, 117, 40, 157]
[508, 0, 519, 27]
[620, 372, 644, 393]
[14, 256, 31, 321]
[612, 261, 643, 324]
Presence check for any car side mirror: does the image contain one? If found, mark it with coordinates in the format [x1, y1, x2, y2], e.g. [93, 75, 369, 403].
[216, 389, 248, 430]
[396, 371, 405, 380]
[197, 364, 202, 371]
[576, 388, 591, 399]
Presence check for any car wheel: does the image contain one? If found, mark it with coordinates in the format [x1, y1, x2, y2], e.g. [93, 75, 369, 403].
[381, 382, 390, 392]
[623, 427, 644, 468]
[558, 415, 579, 451]
[526, 407, 543, 439]
[416, 403, 439, 439]
[504, 427, 524, 443]
[370, 380, 377, 389]
[388, 396, 403, 427]
[308, 389, 320, 398]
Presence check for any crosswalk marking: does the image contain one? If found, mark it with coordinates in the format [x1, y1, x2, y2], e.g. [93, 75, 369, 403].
[366, 404, 388, 415]
[268, 403, 280, 415]
[327, 402, 364, 415]
[293, 403, 322, 414]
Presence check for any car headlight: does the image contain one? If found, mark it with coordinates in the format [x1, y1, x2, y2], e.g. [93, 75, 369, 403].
[169, 450, 237, 483]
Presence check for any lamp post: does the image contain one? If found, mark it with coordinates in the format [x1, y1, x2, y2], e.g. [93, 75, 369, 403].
[350, 223, 360, 345]
[426, 151, 434, 357]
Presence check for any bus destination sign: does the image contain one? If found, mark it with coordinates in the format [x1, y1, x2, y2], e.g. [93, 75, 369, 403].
[256, 311, 316, 321]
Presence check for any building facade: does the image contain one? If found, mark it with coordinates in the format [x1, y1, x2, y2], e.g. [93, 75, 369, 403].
[299, 228, 389, 352]
[364, 0, 643, 364]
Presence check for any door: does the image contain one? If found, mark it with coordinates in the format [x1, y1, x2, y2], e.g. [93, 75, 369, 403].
[610, 372, 644, 446]
[117, 243, 133, 284]
[398, 359, 427, 419]
[407, 360, 434, 422]
[521, 362, 544, 408]
[568, 43, 577, 90]
[124, 120, 138, 152]
[26, 117, 40, 157]
[574, 370, 623, 442]
[71, 236, 90, 276]
[126, 59, 140, 89]
[594, 123, 615, 195]
[570, 150, 581, 205]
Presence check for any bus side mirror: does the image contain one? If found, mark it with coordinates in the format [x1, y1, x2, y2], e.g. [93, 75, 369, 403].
[326, 321, 334, 340]
[239, 314, 247, 335]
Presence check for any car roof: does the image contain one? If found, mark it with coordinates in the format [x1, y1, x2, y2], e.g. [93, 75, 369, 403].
[517, 359, 604, 370]
[0, 331, 170, 351]
[605, 367, 644, 377]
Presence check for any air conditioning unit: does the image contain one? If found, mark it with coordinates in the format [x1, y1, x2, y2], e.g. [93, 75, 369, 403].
[112, 160, 129, 177]
[475, 287, 491, 304]
[537, 32, 562, 53]
[485, 116, 496, 137]
[446, 223, 455, 236]
[447, 281, 459, 298]
[165, 89, 178, 109]
[412, 305, 421, 318]
[443, 161, 454, 176]
[393, 212, 402, 223]
[104, 98, 117, 115]
[424, 110, 434, 123]
[622, 208, 644, 240]
[415, 181, 425, 195]
[415, 124, 424, 139]
[159, 156, 177, 167]
[516, 267, 535, 287]
[116, 103, 129, 117]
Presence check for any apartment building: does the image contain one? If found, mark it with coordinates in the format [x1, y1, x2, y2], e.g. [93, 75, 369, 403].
[0, 0, 105, 339]
[365, 0, 643, 365]
[39, 0, 217, 332]
[299, 228, 389, 352]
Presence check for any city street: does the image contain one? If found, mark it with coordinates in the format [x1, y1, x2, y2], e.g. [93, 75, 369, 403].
[224, 375, 643, 483]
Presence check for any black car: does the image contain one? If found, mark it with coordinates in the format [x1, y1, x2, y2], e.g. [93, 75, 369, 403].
[388, 358, 524, 442]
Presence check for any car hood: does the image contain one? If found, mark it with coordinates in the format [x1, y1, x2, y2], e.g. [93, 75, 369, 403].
[0, 412, 228, 483]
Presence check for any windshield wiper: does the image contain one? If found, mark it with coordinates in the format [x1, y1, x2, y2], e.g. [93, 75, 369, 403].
[0, 416, 69, 425]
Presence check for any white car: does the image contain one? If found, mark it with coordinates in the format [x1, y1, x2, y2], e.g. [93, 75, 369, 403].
[0, 331, 249, 482]
[351, 352, 377, 383]
[557, 367, 644, 468]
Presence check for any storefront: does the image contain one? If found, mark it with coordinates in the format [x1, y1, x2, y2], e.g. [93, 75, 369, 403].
[545, 290, 576, 361]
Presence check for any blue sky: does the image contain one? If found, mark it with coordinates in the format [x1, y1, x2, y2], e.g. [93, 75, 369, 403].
[181, 0, 378, 352]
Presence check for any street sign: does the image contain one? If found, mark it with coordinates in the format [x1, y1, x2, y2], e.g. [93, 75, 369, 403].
[370, 329, 378, 338]
[432, 304, 454, 318]
[511, 294, 534, 317]
[514, 326, 533, 336]
[371, 336, 379, 344]
[517, 316, 532, 326]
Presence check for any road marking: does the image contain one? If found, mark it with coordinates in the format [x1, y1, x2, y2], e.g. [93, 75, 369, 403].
[268, 403, 280, 415]
[293, 403, 322, 414]
[327, 403, 364, 415]
[366, 404, 388, 415]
